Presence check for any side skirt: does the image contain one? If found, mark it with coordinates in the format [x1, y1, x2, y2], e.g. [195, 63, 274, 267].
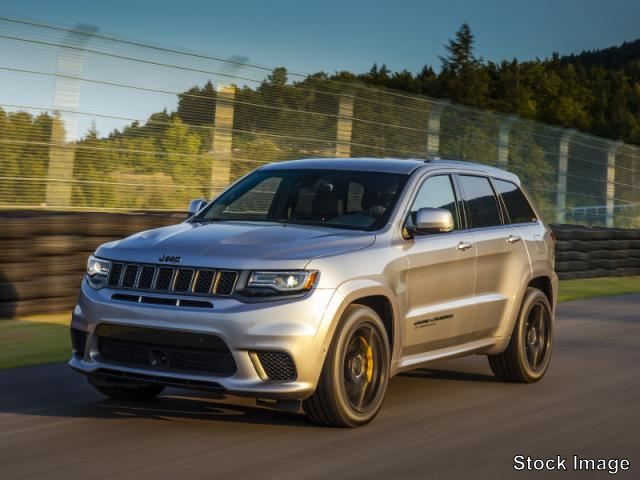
[393, 337, 500, 375]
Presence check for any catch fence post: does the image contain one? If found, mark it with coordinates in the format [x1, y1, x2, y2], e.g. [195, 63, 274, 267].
[336, 94, 354, 158]
[426, 100, 449, 157]
[210, 84, 236, 198]
[556, 130, 576, 224]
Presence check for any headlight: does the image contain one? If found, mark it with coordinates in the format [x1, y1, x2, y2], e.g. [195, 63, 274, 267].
[247, 270, 318, 292]
[86, 255, 111, 277]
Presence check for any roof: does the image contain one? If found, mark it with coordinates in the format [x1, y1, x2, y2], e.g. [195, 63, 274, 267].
[259, 157, 520, 183]
[259, 157, 425, 174]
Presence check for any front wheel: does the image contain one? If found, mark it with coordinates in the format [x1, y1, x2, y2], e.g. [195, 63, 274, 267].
[488, 287, 554, 383]
[304, 305, 390, 427]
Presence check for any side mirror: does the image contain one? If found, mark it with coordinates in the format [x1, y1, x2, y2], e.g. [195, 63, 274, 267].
[188, 199, 207, 216]
[406, 207, 454, 237]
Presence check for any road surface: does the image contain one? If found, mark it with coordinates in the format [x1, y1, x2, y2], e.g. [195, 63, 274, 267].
[0, 295, 638, 479]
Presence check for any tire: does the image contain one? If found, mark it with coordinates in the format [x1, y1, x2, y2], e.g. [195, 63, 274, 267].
[552, 227, 577, 241]
[555, 240, 572, 252]
[488, 288, 553, 383]
[93, 384, 165, 401]
[589, 259, 618, 269]
[304, 305, 390, 427]
[555, 260, 588, 273]
[557, 270, 589, 280]
[555, 250, 589, 262]
[570, 240, 592, 252]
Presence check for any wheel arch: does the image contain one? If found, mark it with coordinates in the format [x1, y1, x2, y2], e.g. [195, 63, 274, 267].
[329, 280, 402, 367]
[488, 271, 557, 354]
[528, 275, 555, 310]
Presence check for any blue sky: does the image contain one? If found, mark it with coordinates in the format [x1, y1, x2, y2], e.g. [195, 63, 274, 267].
[1, 0, 639, 138]
[3, 0, 639, 74]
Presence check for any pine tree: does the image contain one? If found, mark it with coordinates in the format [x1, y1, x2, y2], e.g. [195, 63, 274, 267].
[438, 23, 489, 107]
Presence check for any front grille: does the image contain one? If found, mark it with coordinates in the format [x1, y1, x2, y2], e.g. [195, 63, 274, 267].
[173, 269, 194, 292]
[96, 324, 236, 377]
[155, 267, 174, 291]
[216, 271, 238, 295]
[138, 266, 155, 289]
[107, 262, 238, 297]
[108, 263, 123, 286]
[193, 270, 215, 294]
[256, 351, 297, 382]
[70, 328, 88, 358]
[122, 264, 139, 288]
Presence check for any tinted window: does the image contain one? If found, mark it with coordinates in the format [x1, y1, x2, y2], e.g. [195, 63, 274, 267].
[196, 170, 408, 231]
[410, 175, 460, 230]
[459, 175, 502, 228]
[493, 179, 537, 224]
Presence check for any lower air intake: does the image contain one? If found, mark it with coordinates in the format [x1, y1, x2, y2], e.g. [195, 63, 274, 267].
[95, 324, 236, 377]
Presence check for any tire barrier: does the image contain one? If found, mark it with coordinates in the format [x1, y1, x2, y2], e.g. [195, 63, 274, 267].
[551, 224, 640, 280]
[0, 211, 184, 318]
[0, 212, 638, 317]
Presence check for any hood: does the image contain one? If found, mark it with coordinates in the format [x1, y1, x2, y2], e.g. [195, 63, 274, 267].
[95, 221, 375, 269]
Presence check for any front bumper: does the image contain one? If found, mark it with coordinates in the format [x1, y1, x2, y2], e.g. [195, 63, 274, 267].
[70, 279, 343, 399]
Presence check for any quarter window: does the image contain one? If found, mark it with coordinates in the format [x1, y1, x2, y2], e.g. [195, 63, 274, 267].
[459, 175, 502, 228]
[493, 179, 538, 224]
[410, 175, 460, 230]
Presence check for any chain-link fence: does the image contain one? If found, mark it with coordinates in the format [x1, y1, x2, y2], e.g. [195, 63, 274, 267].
[1, 16, 639, 227]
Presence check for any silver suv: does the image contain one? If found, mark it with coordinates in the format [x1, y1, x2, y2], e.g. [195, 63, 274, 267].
[70, 158, 557, 427]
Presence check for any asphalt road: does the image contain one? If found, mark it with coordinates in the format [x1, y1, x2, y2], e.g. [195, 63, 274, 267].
[0, 295, 638, 479]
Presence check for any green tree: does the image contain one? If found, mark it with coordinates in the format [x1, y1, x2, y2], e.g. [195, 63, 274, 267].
[438, 23, 490, 107]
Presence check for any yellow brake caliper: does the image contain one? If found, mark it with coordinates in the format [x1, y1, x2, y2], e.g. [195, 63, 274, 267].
[359, 336, 374, 383]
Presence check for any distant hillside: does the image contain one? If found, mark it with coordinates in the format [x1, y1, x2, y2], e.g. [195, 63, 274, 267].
[561, 39, 640, 76]
[334, 25, 640, 145]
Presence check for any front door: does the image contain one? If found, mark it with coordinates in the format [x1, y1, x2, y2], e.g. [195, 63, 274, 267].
[403, 174, 477, 356]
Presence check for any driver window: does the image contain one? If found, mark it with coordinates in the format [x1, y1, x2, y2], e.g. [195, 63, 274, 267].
[410, 175, 460, 230]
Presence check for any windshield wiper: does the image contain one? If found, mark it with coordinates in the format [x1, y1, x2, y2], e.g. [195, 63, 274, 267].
[192, 217, 279, 224]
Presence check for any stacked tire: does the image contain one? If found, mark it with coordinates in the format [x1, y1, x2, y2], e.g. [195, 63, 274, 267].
[0, 210, 184, 318]
[552, 224, 640, 280]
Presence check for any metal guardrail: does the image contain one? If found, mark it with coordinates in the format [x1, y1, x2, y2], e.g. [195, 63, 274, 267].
[0, 16, 638, 227]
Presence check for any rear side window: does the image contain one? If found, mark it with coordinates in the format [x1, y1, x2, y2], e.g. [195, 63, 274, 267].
[493, 179, 537, 224]
[459, 175, 502, 228]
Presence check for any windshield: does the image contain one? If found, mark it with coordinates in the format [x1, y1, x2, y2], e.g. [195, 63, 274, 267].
[194, 169, 409, 231]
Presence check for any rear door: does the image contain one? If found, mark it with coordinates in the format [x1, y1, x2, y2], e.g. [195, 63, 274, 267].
[457, 174, 530, 338]
[403, 174, 477, 356]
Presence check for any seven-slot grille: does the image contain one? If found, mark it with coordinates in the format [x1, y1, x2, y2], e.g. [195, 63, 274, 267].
[107, 262, 238, 296]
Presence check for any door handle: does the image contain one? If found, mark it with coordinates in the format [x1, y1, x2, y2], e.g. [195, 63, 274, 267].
[507, 235, 521, 244]
[457, 241, 473, 251]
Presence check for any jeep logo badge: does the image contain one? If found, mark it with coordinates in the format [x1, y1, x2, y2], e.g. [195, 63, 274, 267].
[158, 254, 181, 264]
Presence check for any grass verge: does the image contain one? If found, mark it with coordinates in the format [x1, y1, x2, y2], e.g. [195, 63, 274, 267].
[0, 313, 71, 370]
[0, 277, 638, 370]
[557, 276, 640, 302]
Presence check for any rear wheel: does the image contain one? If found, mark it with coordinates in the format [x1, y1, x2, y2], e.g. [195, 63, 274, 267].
[93, 384, 165, 401]
[304, 305, 390, 427]
[488, 287, 553, 383]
